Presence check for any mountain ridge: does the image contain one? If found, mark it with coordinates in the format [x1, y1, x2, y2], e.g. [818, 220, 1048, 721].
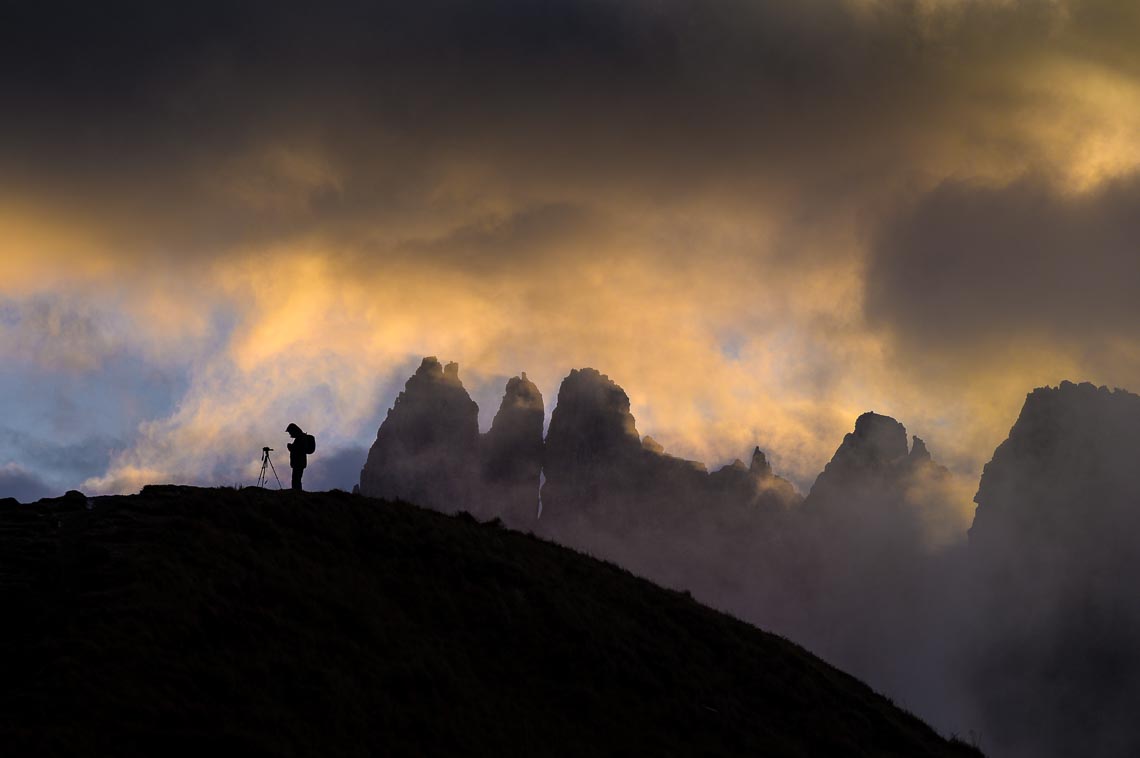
[0, 485, 980, 757]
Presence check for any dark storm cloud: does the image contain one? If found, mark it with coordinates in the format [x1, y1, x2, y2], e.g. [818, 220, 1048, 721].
[4, 0, 1110, 264]
[865, 174, 1140, 350]
[1, 1, 1129, 153]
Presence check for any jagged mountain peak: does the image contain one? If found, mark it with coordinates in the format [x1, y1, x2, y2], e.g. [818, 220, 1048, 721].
[909, 436, 931, 463]
[358, 357, 480, 508]
[970, 380, 1140, 548]
[545, 367, 642, 458]
[750, 446, 772, 477]
[846, 411, 910, 466]
[498, 372, 543, 412]
[804, 411, 946, 522]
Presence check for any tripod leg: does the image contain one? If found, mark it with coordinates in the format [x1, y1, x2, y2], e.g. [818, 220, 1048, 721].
[258, 451, 270, 488]
[267, 454, 283, 489]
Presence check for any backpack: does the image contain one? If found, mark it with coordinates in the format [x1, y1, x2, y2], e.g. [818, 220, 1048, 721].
[303, 433, 316, 455]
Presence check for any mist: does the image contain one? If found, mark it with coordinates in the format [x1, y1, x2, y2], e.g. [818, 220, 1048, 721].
[360, 360, 1140, 757]
[5, 1, 1140, 753]
[6, 0, 1140, 504]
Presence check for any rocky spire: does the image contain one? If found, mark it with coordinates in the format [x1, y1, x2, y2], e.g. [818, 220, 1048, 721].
[970, 381, 1140, 550]
[750, 446, 772, 477]
[481, 373, 545, 525]
[540, 368, 645, 523]
[842, 412, 909, 468]
[803, 411, 927, 520]
[964, 382, 1140, 755]
[359, 357, 480, 511]
[908, 436, 931, 463]
[708, 442, 799, 507]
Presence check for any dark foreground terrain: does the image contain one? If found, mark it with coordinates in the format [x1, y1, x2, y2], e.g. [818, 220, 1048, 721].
[0, 486, 980, 757]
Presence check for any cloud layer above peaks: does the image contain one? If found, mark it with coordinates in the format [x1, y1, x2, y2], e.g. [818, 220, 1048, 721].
[3, 0, 1140, 499]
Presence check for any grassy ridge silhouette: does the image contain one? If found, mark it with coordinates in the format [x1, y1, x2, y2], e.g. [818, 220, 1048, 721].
[0, 486, 980, 756]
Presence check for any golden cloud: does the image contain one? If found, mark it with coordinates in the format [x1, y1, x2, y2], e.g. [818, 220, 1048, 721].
[0, 0, 1133, 528]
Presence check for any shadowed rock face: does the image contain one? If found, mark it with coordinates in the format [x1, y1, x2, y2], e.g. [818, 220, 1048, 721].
[970, 381, 1140, 556]
[364, 361, 802, 536]
[707, 447, 799, 517]
[538, 367, 800, 533]
[805, 412, 910, 510]
[356, 367, 1140, 757]
[536, 367, 800, 599]
[789, 412, 958, 708]
[359, 357, 480, 510]
[537, 368, 693, 533]
[540, 368, 645, 525]
[803, 412, 950, 531]
[966, 381, 1140, 758]
[481, 373, 544, 525]
[361, 362, 804, 600]
[361, 359, 545, 524]
[909, 435, 931, 463]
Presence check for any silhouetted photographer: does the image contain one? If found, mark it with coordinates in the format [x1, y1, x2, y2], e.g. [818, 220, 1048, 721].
[285, 423, 316, 491]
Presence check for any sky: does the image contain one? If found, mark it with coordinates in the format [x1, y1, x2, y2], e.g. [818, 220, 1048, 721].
[3, 0, 1140, 506]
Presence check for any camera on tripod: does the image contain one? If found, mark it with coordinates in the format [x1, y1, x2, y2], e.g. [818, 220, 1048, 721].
[257, 446, 283, 489]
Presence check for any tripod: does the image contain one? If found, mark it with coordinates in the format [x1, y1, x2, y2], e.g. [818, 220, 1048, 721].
[257, 447, 283, 489]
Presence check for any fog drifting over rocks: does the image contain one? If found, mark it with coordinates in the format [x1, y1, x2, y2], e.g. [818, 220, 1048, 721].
[5, 2, 1140, 752]
[362, 360, 1140, 758]
[6, 1, 1140, 506]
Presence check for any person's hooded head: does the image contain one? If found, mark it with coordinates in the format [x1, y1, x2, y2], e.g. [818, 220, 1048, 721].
[286, 423, 303, 438]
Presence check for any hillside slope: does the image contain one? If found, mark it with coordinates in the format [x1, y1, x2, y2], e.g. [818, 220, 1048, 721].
[0, 487, 979, 757]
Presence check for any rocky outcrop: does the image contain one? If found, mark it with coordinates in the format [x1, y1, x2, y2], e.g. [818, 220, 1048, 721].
[363, 361, 802, 535]
[542, 369, 642, 483]
[708, 447, 800, 516]
[356, 367, 1140, 758]
[539, 367, 800, 539]
[788, 411, 957, 700]
[539, 368, 651, 528]
[970, 381, 1140, 555]
[360, 359, 544, 523]
[749, 446, 772, 478]
[909, 436, 931, 463]
[965, 382, 1140, 757]
[535, 366, 800, 606]
[802, 412, 947, 525]
[805, 412, 908, 507]
[481, 373, 544, 526]
[359, 357, 480, 511]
